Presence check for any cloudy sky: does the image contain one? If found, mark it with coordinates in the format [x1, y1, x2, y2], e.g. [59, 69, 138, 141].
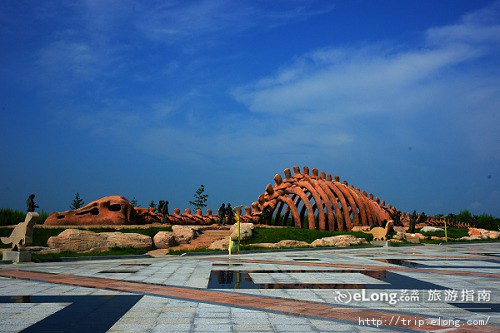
[1, 0, 499, 217]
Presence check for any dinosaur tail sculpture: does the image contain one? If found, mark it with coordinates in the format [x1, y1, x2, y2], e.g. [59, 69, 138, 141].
[0, 236, 10, 245]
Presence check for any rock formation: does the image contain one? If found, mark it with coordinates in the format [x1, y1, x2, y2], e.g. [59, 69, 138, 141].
[310, 235, 368, 247]
[47, 229, 152, 252]
[153, 231, 177, 249]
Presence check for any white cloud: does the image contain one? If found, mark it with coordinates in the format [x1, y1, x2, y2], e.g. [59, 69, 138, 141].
[234, 36, 492, 118]
[232, 3, 500, 159]
[133, 0, 334, 43]
[37, 39, 100, 79]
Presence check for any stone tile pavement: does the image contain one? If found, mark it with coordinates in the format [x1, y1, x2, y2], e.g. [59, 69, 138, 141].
[0, 242, 498, 332]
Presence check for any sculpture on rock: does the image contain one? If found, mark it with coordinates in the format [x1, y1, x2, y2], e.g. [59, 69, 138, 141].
[158, 200, 169, 223]
[251, 166, 393, 231]
[1, 212, 39, 251]
[26, 194, 39, 212]
[45, 196, 137, 226]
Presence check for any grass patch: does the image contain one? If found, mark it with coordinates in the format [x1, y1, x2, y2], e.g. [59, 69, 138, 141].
[241, 227, 373, 244]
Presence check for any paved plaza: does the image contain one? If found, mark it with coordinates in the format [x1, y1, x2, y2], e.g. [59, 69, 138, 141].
[0, 243, 499, 332]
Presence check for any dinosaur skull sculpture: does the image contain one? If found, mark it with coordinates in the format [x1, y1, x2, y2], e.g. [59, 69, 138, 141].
[45, 196, 137, 226]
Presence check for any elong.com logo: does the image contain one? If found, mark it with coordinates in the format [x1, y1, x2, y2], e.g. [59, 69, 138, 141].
[333, 290, 416, 305]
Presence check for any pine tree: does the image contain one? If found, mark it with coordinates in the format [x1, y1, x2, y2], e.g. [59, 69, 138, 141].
[130, 196, 138, 206]
[189, 184, 208, 210]
[70, 193, 85, 210]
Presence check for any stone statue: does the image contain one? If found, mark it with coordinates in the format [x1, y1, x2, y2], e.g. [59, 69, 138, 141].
[26, 194, 39, 212]
[363, 220, 393, 241]
[217, 203, 226, 225]
[418, 212, 427, 225]
[226, 203, 234, 225]
[158, 200, 169, 223]
[409, 210, 418, 233]
[1, 211, 39, 251]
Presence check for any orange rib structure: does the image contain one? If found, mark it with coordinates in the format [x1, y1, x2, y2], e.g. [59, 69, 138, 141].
[252, 166, 392, 231]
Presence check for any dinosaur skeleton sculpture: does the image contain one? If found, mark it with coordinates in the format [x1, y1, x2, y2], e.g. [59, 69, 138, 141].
[43, 166, 394, 230]
[250, 166, 392, 231]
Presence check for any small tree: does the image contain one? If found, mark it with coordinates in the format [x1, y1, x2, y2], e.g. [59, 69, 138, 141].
[70, 193, 85, 210]
[457, 209, 473, 223]
[189, 184, 208, 210]
[130, 196, 138, 207]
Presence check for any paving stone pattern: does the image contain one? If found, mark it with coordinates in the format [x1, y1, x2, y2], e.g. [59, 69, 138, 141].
[0, 243, 498, 332]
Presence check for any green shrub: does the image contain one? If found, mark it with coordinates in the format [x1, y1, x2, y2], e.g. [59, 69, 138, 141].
[0, 208, 48, 226]
[475, 214, 499, 231]
[0, 208, 26, 226]
[456, 209, 474, 224]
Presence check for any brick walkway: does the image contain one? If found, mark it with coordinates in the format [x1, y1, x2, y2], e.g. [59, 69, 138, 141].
[0, 243, 499, 332]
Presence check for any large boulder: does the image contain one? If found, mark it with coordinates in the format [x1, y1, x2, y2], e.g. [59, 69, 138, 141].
[245, 240, 310, 249]
[405, 232, 426, 239]
[47, 229, 152, 252]
[311, 235, 366, 247]
[459, 235, 482, 241]
[102, 232, 153, 249]
[468, 228, 486, 236]
[276, 240, 309, 248]
[171, 225, 200, 244]
[466, 228, 499, 240]
[230, 223, 254, 240]
[208, 238, 230, 250]
[488, 231, 500, 239]
[246, 243, 278, 249]
[468, 227, 498, 239]
[153, 231, 177, 249]
[421, 226, 444, 233]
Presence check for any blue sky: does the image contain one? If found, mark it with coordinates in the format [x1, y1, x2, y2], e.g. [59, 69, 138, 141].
[1, 0, 499, 217]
